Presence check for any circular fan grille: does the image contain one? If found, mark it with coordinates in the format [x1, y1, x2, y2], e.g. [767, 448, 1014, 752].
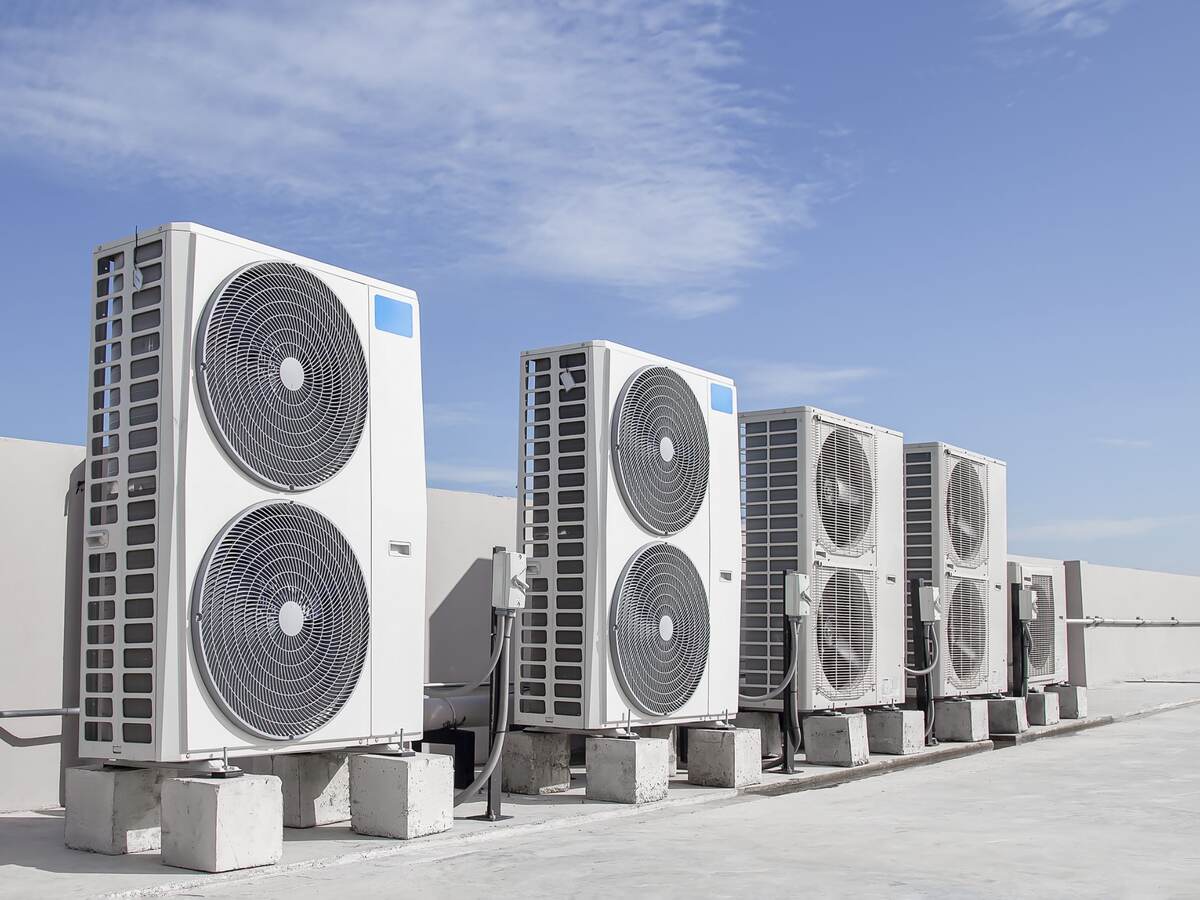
[946, 578, 987, 689]
[612, 366, 709, 535]
[816, 426, 875, 552]
[610, 543, 710, 716]
[1028, 574, 1056, 676]
[946, 459, 986, 565]
[192, 502, 369, 740]
[816, 570, 875, 699]
[197, 261, 369, 491]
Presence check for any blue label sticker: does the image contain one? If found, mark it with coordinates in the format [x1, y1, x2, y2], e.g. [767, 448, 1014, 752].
[710, 383, 734, 414]
[374, 294, 413, 337]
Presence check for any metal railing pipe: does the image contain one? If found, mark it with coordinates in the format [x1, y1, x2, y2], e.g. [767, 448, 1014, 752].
[1067, 616, 1200, 627]
[0, 707, 79, 719]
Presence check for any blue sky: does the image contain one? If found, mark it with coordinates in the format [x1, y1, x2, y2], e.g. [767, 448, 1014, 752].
[0, 0, 1196, 573]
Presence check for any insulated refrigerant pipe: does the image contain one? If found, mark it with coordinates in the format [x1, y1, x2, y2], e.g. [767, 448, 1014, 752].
[0, 708, 79, 719]
[1067, 617, 1200, 627]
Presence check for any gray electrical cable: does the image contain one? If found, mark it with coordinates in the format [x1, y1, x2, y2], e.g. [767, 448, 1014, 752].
[904, 622, 941, 676]
[453, 613, 514, 808]
[739, 619, 802, 703]
[429, 614, 509, 698]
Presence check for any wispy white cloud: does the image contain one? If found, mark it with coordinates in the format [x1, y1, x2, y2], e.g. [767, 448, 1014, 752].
[1097, 437, 1153, 449]
[1011, 515, 1189, 542]
[731, 362, 878, 407]
[996, 0, 1125, 38]
[427, 462, 514, 494]
[425, 401, 495, 429]
[0, 0, 810, 318]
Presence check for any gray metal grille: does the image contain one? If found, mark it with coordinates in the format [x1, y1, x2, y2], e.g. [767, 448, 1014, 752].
[946, 457, 987, 567]
[814, 568, 876, 701]
[83, 236, 166, 751]
[738, 415, 800, 702]
[612, 366, 709, 536]
[1028, 573, 1056, 678]
[191, 502, 369, 741]
[946, 576, 988, 690]
[814, 422, 875, 556]
[197, 261, 368, 491]
[611, 542, 709, 716]
[517, 349, 589, 724]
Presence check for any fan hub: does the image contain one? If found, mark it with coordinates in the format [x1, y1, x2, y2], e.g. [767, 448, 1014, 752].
[277, 599, 306, 637]
[659, 613, 674, 642]
[658, 434, 675, 464]
[279, 357, 306, 392]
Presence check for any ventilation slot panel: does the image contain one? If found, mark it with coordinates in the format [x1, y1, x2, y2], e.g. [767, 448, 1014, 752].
[738, 415, 799, 702]
[518, 350, 588, 725]
[83, 238, 164, 752]
[903, 449, 934, 678]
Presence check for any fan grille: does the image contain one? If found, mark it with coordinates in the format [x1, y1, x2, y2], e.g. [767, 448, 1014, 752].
[946, 576, 988, 690]
[197, 261, 369, 491]
[1028, 574, 1057, 678]
[946, 457, 987, 567]
[814, 423, 875, 555]
[192, 502, 369, 740]
[610, 543, 709, 716]
[814, 568, 876, 701]
[612, 366, 709, 535]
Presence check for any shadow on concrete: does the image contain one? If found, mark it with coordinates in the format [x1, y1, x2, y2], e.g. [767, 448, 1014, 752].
[428, 557, 492, 685]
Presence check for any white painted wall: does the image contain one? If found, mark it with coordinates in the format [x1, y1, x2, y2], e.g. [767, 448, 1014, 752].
[0, 438, 84, 812]
[1066, 560, 1200, 686]
[0, 437, 516, 812]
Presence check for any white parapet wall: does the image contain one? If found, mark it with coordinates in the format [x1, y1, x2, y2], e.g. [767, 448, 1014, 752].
[0, 437, 85, 813]
[0, 436, 516, 814]
[1065, 561, 1200, 686]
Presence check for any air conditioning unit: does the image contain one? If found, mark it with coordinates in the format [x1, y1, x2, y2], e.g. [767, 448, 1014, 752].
[739, 407, 905, 712]
[904, 442, 1007, 698]
[81, 223, 426, 763]
[1007, 556, 1068, 690]
[514, 342, 740, 731]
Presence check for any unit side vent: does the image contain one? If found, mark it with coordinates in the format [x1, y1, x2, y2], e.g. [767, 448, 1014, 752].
[738, 416, 800, 699]
[903, 450, 935, 675]
[83, 238, 165, 750]
[518, 350, 588, 725]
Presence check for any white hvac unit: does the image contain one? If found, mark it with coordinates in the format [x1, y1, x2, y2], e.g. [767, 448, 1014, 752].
[1007, 556, 1068, 690]
[904, 442, 1007, 698]
[81, 223, 426, 763]
[514, 342, 740, 731]
[739, 407, 905, 712]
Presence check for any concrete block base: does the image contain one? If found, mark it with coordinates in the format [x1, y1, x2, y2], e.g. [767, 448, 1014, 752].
[240, 752, 349, 828]
[1047, 684, 1088, 719]
[1027, 691, 1061, 726]
[933, 699, 989, 742]
[634, 725, 678, 775]
[734, 710, 783, 758]
[502, 730, 572, 795]
[988, 697, 1030, 735]
[687, 728, 762, 788]
[865, 709, 925, 755]
[350, 752, 452, 840]
[585, 736, 668, 804]
[65, 765, 161, 855]
[802, 712, 869, 767]
[161, 775, 281, 873]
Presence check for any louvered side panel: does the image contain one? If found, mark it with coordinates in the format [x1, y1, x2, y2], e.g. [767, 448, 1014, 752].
[81, 238, 166, 760]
